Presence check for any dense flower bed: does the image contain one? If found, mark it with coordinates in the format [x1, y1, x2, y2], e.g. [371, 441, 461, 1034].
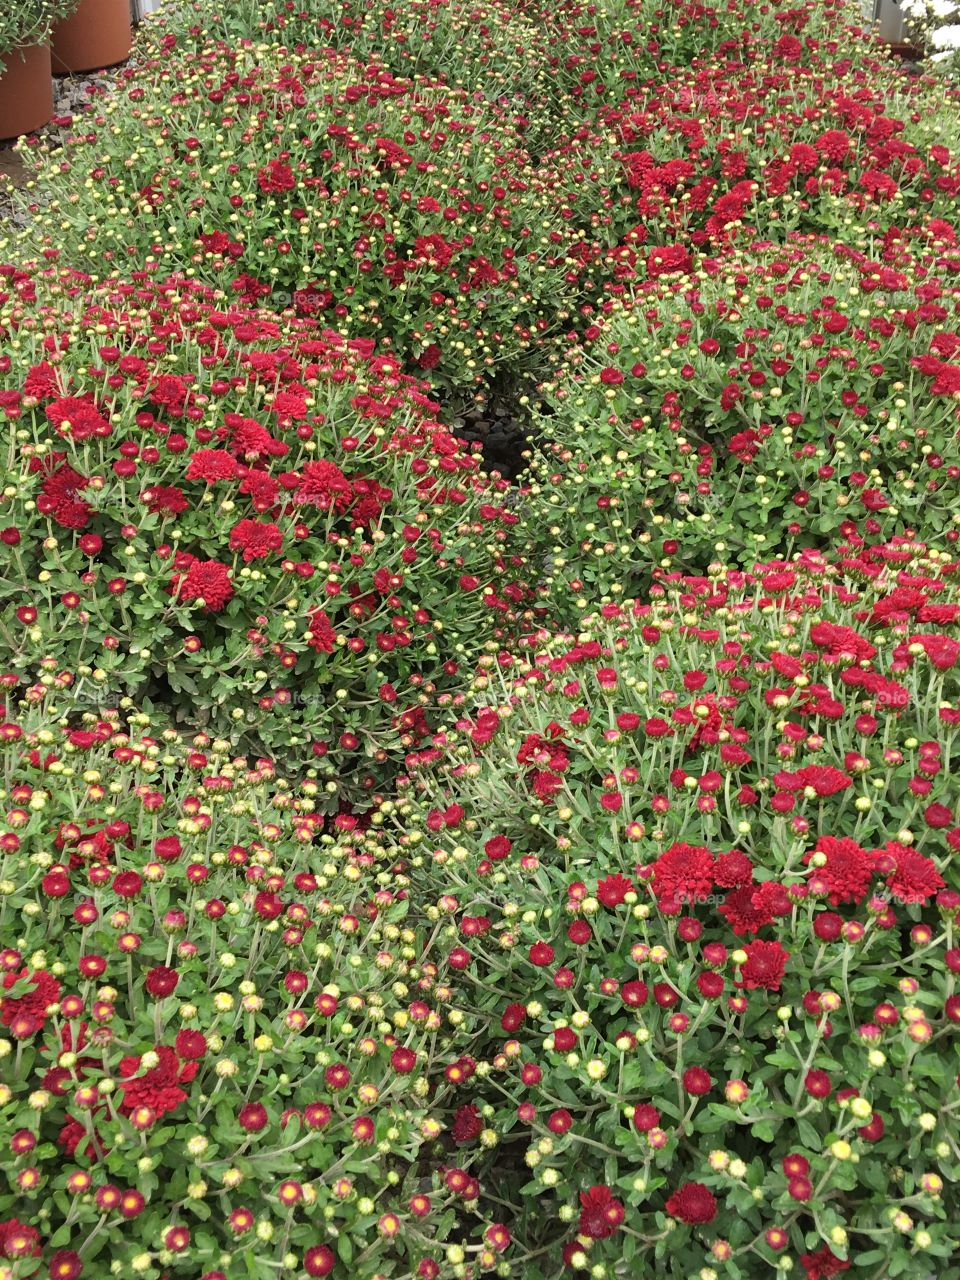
[0, 269, 529, 795]
[1, 0, 959, 1275]
[526, 229, 960, 615]
[391, 537, 960, 1277]
[7, 39, 595, 401]
[0, 714, 510, 1279]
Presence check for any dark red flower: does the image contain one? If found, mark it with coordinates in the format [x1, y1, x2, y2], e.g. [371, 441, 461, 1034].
[238, 1102, 269, 1132]
[738, 940, 789, 992]
[665, 1182, 717, 1225]
[451, 1104, 483, 1144]
[577, 1186, 624, 1239]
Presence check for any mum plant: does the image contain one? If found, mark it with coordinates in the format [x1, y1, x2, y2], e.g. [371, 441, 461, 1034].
[0, 710, 514, 1279]
[389, 536, 960, 1278]
[6, 38, 592, 402]
[524, 230, 960, 617]
[0, 268, 530, 797]
[0, 1, 79, 58]
[587, 53, 960, 250]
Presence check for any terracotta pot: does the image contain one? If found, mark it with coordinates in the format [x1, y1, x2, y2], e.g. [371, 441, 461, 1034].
[51, 0, 132, 75]
[0, 43, 53, 141]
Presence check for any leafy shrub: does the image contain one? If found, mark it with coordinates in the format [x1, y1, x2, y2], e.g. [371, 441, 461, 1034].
[0, 268, 531, 798]
[0, 711, 513, 1280]
[387, 537, 960, 1279]
[525, 231, 960, 617]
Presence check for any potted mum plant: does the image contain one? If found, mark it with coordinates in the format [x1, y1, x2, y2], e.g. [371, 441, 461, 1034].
[0, 1, 61, 140]
[50, 0, 131, 74]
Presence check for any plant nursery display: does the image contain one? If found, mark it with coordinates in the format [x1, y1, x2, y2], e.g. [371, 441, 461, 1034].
[0, 0, 958, 1276]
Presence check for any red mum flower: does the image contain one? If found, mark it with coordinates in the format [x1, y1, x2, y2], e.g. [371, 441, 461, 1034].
[142, 485, 189, 515]
[799, 1244, 850, 1280]
[682, 1066, 712, 1096]
[881, 842, 945, 905]
[665, 1182, 717, 1225]
[0, 968, 61, 1037]
[48, 1249, 83, 1279]
[257, 159, 296, 193]
[175, 1030, 207, 1060]
[784, 766, 852, 797]
[805, 836, 875, 906]
[651, 842, 715, 906]
[0, 1217, 41, 1260]
[38, 463, 91, 530]
[717, 884, 773, 936]
[647, 244, 693, 277]
[485, 835, 512, 861]
[296, 460, 353, 510]
[451, 1104, 483, 1145]
[237, 1103, 269, 1133]
[229, 519, 283, 562]
[305, 607, 336, 654]
[633, 1103, 660, 1132]
[738, 940, 789, 992]
[185, 449, 239, 482]
[804, 1069, 832, 1099]
[304, 1245, 335, 1277]
[145, 966, 179, 998]
[119, 1046, 194, 1119]
[418, 344, 442, 370]
[597, 873, 634, 907]
[172, 560, 234, 613]
[577, 1186, 624, 1239]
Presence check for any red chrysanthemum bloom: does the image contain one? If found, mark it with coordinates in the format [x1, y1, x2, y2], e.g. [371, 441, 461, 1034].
[665, 1182, 717, 1225]
[714, 849, 754, 889]
[238, 1102, 269, 1132]
[577, 1186, 624, 1239]
[651, 842, 715, 906]
[145, 966, 179, 998]
[451, 1103, 483, 1145]
[38, 463, 91, 530]
[142, 485, 189, 515]
[0, 968, 61, 1036]
[597, 873, 634, 907]
[175, 1030, 207, 1060]
[229, 519, 283, 562]
[296, 460, 353, 510]
[304, 1245, 335, 1277]
[717, 884, 773, 936]
[881, 842, 945, 905]
[799, 1244, 850, 1280]
[805, 836, 876, 906]
[682, 1066, 712, 1096]
[0, 1216, 41, 1260]
[804, 1068, 832, 1099]
[739, 940, 789, 992]
[257, 159, 297, 193]
[172, 559, 234, 613]
[305, 607, 336, 654]
[185, 449, 239, 482]
[633, 1103, 660, 1132]
[787, 766, 852, 797]
[119, 1046, 195, 1119]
